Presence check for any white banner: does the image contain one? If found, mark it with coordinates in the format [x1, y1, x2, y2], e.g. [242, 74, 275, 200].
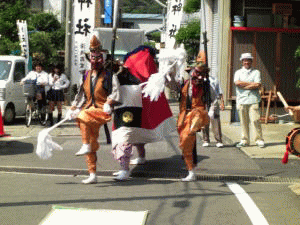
[16, 20, 30, 65]
[165, 0, 185, 49]
[71, 0, 96, 86]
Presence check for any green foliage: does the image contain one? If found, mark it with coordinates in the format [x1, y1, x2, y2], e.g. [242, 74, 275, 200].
[121, 0, 167, 13]
[143, 42, 156, 49]
[175, 20, 200, 60]
[29, 31, 54, 68]
[0, 0, 65, 71]
[151, 31, 161, 42]
[28, 13, 65, 70]
[295, 46, 300, 59]
[0, 37, 20, 55]
[147, 31, 161, 42]
[295, 46, 300, 88]
[0, 0, 30, 43]
[49, 26, 66, 50]
[175, 21, 200, 42]
[183, 0, 200, 13]
[28, 12, 65, 55]
[29, 12, 61, 32]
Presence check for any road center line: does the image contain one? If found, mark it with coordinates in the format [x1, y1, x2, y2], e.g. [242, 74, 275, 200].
[226, 182, 269, 225]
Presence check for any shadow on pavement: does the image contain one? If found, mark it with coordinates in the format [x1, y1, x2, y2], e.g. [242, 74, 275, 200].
[130, 155, 210, 178]
[265, 142, 285, 147]
[0, 141, 33, 155]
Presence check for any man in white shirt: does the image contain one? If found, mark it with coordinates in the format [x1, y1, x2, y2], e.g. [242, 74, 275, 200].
[234, 53, 264, 148]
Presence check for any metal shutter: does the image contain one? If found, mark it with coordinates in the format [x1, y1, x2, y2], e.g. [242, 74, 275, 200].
[210, 0, 219, 78]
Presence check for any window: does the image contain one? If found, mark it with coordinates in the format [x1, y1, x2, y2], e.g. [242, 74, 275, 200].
[122, 22, 134, 29]
[14, 62, 25, 82]
[0, 61, 12, 81]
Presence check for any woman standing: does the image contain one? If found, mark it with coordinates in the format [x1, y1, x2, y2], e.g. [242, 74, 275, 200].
[47, 64, 70, 126]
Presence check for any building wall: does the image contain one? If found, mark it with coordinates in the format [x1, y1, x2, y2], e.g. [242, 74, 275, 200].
[122, 19, 163, 33]
[218, 0, 231, 107]
[29, 0, 66, 23]
[43, 0, 65, 22]
[203, 0, 231, 106]
[30, 0, 43, 11]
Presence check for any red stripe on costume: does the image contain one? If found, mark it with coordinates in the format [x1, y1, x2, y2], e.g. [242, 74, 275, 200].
[141, 93, 173, 129]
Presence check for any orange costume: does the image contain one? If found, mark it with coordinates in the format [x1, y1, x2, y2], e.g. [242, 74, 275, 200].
[177, 62, 210, 181]
[70, 35, 112, 184]
[76, 70, 111, 173]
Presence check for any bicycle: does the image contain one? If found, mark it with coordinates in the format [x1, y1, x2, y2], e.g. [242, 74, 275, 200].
[23, 80, 48, 127]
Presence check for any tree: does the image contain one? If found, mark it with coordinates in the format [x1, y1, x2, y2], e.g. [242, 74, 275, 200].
[29, 12, 61, 32]
[0, 1, 65, 70]
[30, 32, 54, 59]
[183, 0, 200, 13]
[175, 20, 200, 62]
[0, 0, 30, 43]
[0, 37, 20, 55]
[121, 0, 167, 13]
[27, 12, 65, 70]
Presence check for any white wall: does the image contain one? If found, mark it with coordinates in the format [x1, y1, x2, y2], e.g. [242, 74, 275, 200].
[43, 0, 65, 23]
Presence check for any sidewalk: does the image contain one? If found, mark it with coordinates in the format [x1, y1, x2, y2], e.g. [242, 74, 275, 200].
[221, 121, 297, 159]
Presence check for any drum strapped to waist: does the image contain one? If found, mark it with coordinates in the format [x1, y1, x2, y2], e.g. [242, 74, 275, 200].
[286, 127, 300, 157]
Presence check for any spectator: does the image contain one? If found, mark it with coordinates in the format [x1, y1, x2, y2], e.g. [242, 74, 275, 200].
[47, 63, 70, 126]
[202, 75, 225, 148]
[234, 53, 264, 148]
[21, 61, 49, 120]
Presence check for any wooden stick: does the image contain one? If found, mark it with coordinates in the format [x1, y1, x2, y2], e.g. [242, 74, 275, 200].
[277, 91, 293, 116]
[265, 91, 272, 123]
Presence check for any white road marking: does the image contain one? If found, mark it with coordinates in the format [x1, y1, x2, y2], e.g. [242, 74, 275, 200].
[227, 182, 269, 225]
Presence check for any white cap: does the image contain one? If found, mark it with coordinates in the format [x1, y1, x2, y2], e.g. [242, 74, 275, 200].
[240, 53, 253, 61]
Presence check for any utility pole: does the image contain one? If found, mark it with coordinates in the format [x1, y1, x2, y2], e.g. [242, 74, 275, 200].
[64, 0, 73, 105]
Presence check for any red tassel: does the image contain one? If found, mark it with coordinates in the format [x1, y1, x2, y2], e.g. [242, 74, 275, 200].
[282, 150, 289, 164]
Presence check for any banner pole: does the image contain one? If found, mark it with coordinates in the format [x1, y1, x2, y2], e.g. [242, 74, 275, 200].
[111, 0, 119, 61]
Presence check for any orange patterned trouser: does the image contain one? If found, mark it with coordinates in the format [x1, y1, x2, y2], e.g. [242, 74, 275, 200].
[79, 121, 101, 173]
[178, 108, 210, 171]
[178, 125, 197, 171]
[77, 107, 112, 173]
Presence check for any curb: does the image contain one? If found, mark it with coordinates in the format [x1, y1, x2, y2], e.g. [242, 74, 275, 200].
[1, 166, 300, 184]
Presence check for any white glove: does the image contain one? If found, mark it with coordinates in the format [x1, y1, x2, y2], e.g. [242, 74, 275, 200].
[208, 109, 214, 119]
[65, 108, 80, 120]
[103, 103, 112, 114]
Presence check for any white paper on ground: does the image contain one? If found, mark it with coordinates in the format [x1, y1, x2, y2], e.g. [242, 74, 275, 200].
[40, 205, 149, 225]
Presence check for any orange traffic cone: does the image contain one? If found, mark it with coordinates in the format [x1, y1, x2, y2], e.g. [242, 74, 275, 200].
[0, 108, 6, 137]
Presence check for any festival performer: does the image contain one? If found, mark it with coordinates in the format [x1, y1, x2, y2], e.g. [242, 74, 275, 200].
[67, 35, 112, 184]
[104, 46, 176, 181]
[175, 62, 210, 181]
[141, 48, 210, 182]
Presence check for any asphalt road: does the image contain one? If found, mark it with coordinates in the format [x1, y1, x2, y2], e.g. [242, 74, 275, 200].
[1, 172, 300, 225]
[2, 117, 300, 224]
